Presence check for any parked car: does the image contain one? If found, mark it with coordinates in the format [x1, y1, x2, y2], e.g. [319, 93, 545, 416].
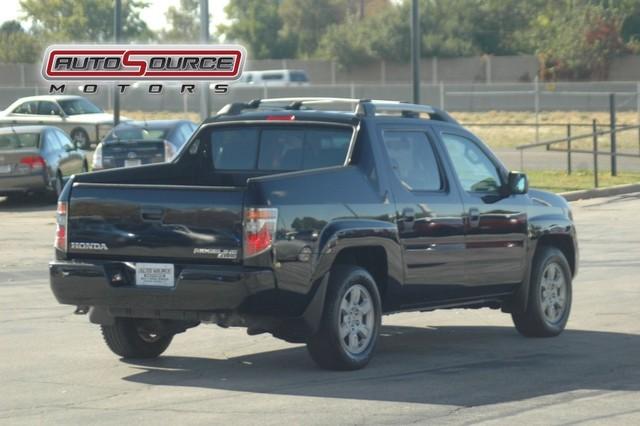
[0, 95, 127, 149]
[92, 120, 197, 170]
[50, 98, 578, 371]
[233, 69, 310, 87]
[0, 125, 87, 199]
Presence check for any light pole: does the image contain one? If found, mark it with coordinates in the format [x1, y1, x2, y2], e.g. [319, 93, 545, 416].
[411, 0, 420, 104]
[113, 0, 122, 125]
[200, 0, 211, 119]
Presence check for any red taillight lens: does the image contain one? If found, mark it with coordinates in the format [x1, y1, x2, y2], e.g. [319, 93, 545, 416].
[20, 155, 46, 170]
[55, 201, 68, 251]
[243, 207, 277, 258]
[266, 115, 295, 121]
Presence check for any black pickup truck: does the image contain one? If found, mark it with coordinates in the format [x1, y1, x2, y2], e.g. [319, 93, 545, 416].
[50, 98, 578, 370]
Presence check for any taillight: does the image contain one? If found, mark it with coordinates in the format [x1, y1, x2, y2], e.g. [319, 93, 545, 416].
[243, 207, 277, 258]
[92, 143, 103, 170]
[55, 201, 68, 251]
[266, 115, 295, 121]
[20, 155, 45, 171]
[164, 141, 177, 161]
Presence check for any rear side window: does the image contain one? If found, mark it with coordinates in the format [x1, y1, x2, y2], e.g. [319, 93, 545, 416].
[382, 131, 442, 191]
[13, 101, 38, 114]
[210, 125, 352, 171]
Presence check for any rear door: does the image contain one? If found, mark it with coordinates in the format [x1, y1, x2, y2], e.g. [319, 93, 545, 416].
[379, 125, 467, 308]
[437, 130, 528, 288]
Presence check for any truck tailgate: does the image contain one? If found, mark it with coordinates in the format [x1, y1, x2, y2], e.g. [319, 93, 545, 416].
[67, 183, 244, 263]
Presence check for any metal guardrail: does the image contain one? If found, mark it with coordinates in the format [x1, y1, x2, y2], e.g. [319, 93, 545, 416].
[516, 122, 640, 188]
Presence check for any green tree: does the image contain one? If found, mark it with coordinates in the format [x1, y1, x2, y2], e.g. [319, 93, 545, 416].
[529, 2, 627, 80]
[19, 0, 153, 42]
[161, 0, 201, 42]
[279, 0, 347, 56]
[0, 20, 40, 63]
[220, 0, 295, 59]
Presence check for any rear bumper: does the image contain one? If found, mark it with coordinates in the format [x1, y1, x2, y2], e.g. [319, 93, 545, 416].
[49, 260, 277, 313]
[0, 173, 48, 194]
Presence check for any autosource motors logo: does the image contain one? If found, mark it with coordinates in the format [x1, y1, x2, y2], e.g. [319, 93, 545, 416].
[41, 44, 246, 81]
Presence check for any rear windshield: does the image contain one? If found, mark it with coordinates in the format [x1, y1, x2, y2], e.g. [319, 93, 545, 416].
[0, 132, 39, 151]
[105, 127, 168, 142]
[210, 125, 352, 171]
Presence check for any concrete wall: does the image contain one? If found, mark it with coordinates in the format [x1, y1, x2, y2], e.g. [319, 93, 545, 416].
[4, 54, 639, 87]
[1, 82, 638, 113]
[609, 55, 640, 81]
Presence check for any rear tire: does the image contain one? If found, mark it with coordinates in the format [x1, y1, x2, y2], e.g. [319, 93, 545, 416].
[307, 265, 382, 370]
[101, 318, 173, 359]
[49, 172, 63, 202]
[512, 246, 572, 337]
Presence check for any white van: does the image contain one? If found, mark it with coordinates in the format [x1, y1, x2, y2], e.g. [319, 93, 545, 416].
[235, 69, 310, 87]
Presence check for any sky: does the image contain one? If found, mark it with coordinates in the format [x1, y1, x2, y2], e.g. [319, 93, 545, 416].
[0, 0, 230, 32]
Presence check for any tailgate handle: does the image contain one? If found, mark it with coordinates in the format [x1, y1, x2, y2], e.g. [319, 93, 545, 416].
[140, 207, 164, 222]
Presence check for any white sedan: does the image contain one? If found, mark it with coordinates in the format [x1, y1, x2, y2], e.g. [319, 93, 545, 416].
[0, 95, 127, 148]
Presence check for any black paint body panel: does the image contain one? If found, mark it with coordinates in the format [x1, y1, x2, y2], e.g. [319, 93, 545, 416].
[50, 110, 578, 337]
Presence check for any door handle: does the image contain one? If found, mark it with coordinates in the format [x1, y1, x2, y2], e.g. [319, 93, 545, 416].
[468, 208, 480, 227]
[140, 207, 164, 222]
[401, 207, 415, 222]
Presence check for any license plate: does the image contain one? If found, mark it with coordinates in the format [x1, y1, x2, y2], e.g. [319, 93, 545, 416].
[135, 263, 175, 287]
[124, 159, 141, 167]
[0, 165, 11, 174]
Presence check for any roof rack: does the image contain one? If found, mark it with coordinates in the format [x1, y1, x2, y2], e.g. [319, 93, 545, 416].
[214, 97, 458, 124]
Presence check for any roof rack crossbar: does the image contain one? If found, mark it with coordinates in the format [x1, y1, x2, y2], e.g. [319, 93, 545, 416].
[214, 97, 457, 124]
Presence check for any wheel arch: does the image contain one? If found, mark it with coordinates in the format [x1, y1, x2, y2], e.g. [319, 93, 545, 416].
[332, 246, 389, 304]
[537, 233, 576, 277]
[297, 220, 403, 338]
[506, 218, 578, 314]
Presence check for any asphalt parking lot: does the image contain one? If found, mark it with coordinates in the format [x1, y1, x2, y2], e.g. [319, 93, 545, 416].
[1, 193, 639, 425]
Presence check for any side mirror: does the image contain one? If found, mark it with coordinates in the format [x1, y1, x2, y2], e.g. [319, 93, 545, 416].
[508, 171, 528, 195]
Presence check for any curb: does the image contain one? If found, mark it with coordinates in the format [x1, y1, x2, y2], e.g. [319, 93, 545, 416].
[560, 183, 640, 201]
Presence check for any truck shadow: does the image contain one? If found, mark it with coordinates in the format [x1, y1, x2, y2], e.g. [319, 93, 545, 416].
[122, 325, 639, 406]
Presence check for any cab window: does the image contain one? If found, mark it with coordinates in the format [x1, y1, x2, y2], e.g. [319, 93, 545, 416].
[441, 133, 502, 193]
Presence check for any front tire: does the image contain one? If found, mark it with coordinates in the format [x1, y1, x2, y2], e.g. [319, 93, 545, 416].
[307, 266, 382, 370]
[512, 246, 572, 337]
[101, 318, 173, 359]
